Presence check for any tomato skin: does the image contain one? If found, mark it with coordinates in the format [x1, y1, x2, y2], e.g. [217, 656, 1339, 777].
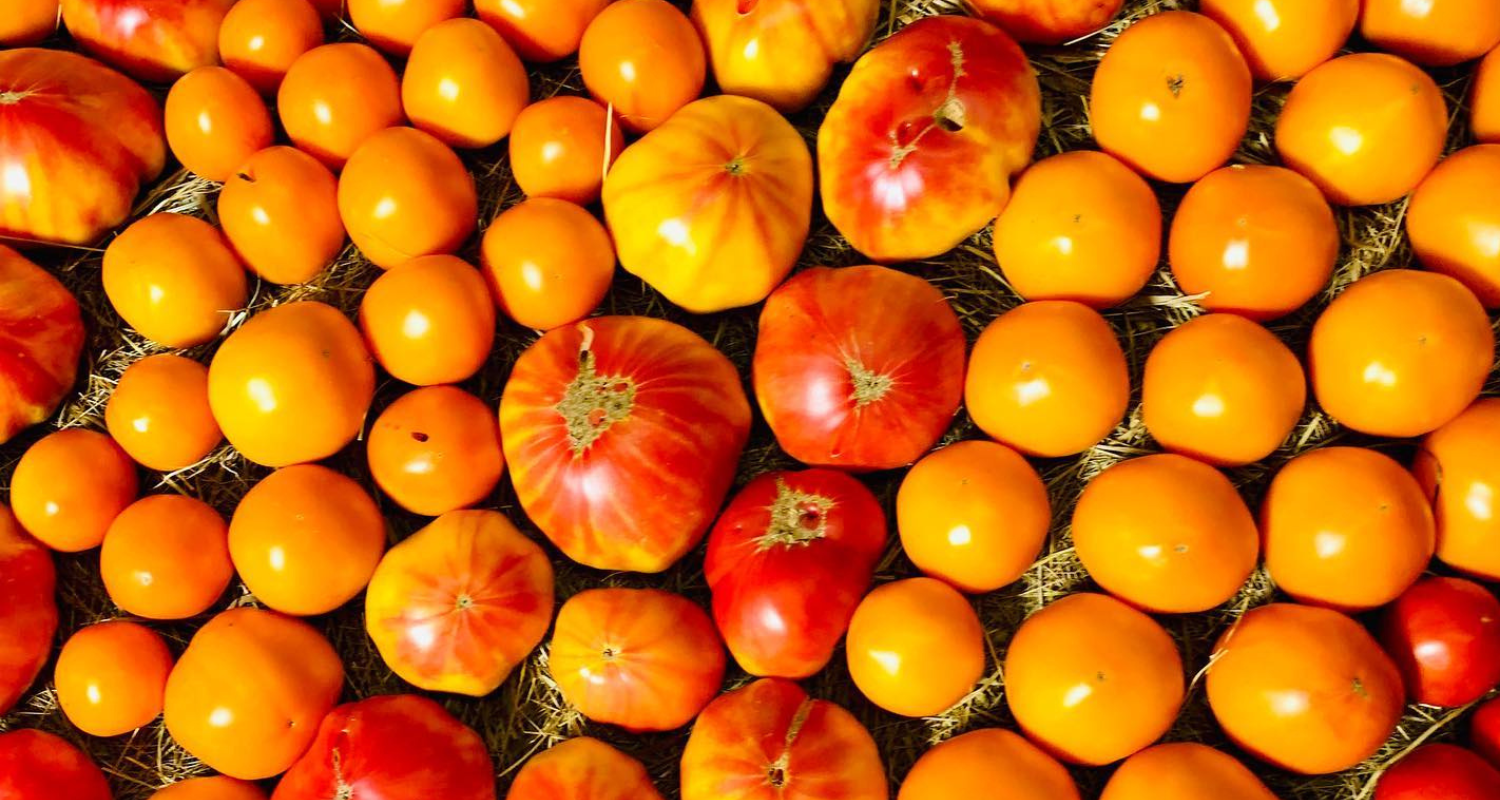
[820, 15, 1040, 261]
[1361, 0, 1500, 67]
[846, 578, 985, 717]
[403, 18, 529, 149]
[358, 255, 495, 385]
[101, 494, 233, 620]
[1474, 698, 1500, 767]
[1376, 744, 1500, 800]
[106, 354, 222, 472]
[476, 0, 610, 63]
[165, 67, 274, 183]
[900, 728, 1079, 800]
[103, 213, 248, 349]
[218, 146, 345, 286]
[0, 0, 60, 46]
[55, 620, 173, 737]
[1100, 743, 1277, 800]
[500, 316, 750, 573]
[1201, 0, 1358, 80]
[338, 127, 478, 270]
[366, 386, 504, 516]
[61, 0, 233, 82]
[481, 199, 614, 332]
[1476, 47, 1500, 144]
[277, 43, 403, 170]
[347, 0, 464, 56]
[0, 505, 56, 717]
[579, 0, 705, 133]
[151, 777, 267, 800]
[11, 429, 138, 553]
[1380, 577, 1500, 707]
[1408, 145, 1500, 307]
[705, 469, 886, 678]
[218, 0, 323, 95]
[508, 737, 664, 800]
[0, 246, 84, 446]
[968, 0, 1121, 44]
[1415, 398, 1500, 581]
[0, 729, 110, 800]
[508, 97, 623, 205]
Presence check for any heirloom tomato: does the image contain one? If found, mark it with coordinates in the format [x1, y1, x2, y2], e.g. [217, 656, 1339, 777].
[680, 678, 888, 800]
[277, 43, 403, 169]
[152, 777, 267, 800]
[846, 578, 985, 717]
[366, 386, 504, 516]
[1408, 145, 1500, 307]
[500, 316, 750, 572]
[165, 67, 273, 183]
[218, 0, 323, 95]
[100, 494, 233, 620]
[966, 0, 1122, 44]
[1476, 47, 1500, 144]
[507, 738, 664, 800]
[61, 0, 233, 82]
[579, 0, 705, 133]
[102, 213, 247, 349]
[1361, 0, 1500, 67]
[900, 728, 1079, 800]
[1416, 398, 1500, 581]
[480, 198, 614, 331]
[218, 146, 345, 286]
[602, 94, 811, 313]
[404, 19, 529, 150]
[754, 266, 964, 470]
[819, 15, 1040, 261]
[476, 0, 611, 62]
[338, 127, 478, 269]
[1376, 744, 1500, 800]
[347, 0, 464, 56]
[106, 354, 222, 472]
[0, 505, 55, 716]
[1101, 743, 1277, 800]
[0, 0, 59, 46]
[358, 255, 495, 385]
[1380, 577, 1500, 707]
[705, 469, 886, 678]
[55, 620, 173, 737]
[1200, 0, 1357, 80]
[508, 96, 623, 205]
[0, 730, 110, 800]
[1476, 698, 1500, 766]
[365, 510, 554, 696]
[0, 245, 83, 445]
[11, 429, 137, 552]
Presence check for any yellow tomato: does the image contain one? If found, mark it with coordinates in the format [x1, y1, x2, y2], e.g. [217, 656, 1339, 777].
[358, 254, 495, 385]
[102, 213, 247, 349]
[845, 578, 985, 717]
[480, 199, 614, 331]
[105, 354, 222, 472]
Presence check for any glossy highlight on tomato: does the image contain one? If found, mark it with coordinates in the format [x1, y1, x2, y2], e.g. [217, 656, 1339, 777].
[100, 494, 233, 620]
[10, 428, 138, 552]
[508, 96, 623, 205]
[366, 386, 504, 516]
[338, 127, 478, 270]
[358, 254, 495, 385]
[1415, 398, 1500, 581]
[476, 0, 611, 63]
[61, 0, 234, 82]
[164, 66, 274, 183]
[578, 0, 705, 133]
[1200, 0, 1358, 81]
[105, 354, 222, 472]
[218, 0, 324, 95]
[481, 198, 614, 331]
[846, 577, 985, 717]
[403, 18, 529, 149]
[55, 619, 173, 737]
[1380, 576, 1500, 707]
[1408, 144, 1500, 307]
[277, 43, 404, 169]
[102, 213, 248, 349]
[218, 145, 345, 286]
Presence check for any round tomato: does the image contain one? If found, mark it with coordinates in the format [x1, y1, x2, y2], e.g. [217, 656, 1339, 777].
[475, 0, 610, 62]
[1380, 577, 1500, 707]
[1168, 164, 1339, 320]
[1101, 743, 1277, 800]
[480, 198, 614, 331]
[100, 494, 232, 619]
[228, 464, 385, 616]
[1200, 0, 1358, 80]
[0, 0, 59, 46]
[578, 0, 705, 133]
[1309, 269, 1493, 437]
[965, 300, 1129, 458]
[403, 19, 528, 150]
[164, 67, 273, 183]
[218, 0, 323, 95]
[55, 619, 173, 737]
[1408, 145, 1500, 307]
[60, 0, 233, 82]
[0, 245, 85, 445]
[899, 728, 1079, 800]
[1475, 698, 1500, 767]
[102, 213, 247, 349]
[277, 43, 403, 169]
[0, 730, 109, 800]
[0, 505, 56, 717]
[1476, 47, 1500, 144]
[151, 777, 267, 800]
[1415, 398, 1500, 581]
[365, 386, 504, 516]
[500, 316, 750, 572]
[966, 0, 1123, 44]
[1376, 744, 1500, 800]
[338, 127, 478, 269]
[365, 509, 554, 695]
[508, 737, 664, 800]
[846, 577, 985, 717]
[358, 255, 495, 384]
[105, 354, 222, 472]
[508, 96, 623, 205]
[1361, 0, 1500, 67]
[218, 145, 345, 286]
[348, 0, 463, 56]
[11, 428, 137, 552]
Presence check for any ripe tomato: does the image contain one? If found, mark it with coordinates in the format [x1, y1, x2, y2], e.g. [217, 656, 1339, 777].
[1168, 164, 1338, 320]
[218, 146, 345, 286]
[1376, 744, 1500, 800]
[974, 1, 1125, 45]
[60, 0, 233, 82]
[218, 0, 323, 95]
[754, 266, 965, 470]
[1408, 145, 1500, 307]
[500, 317, 750, 572]
[897, 440, 1048, 594]
[151, 777, 267, 800]
[277, 43, 403, 169]
[1090, 11, 1251, 183]
[508, 96, 623, 205]
[0, 505, 56, 717]
[480, 199, 614, 331]
[846, 577, 985, 717]
[1415, 398, 1500, 581]
[508, 737, 664, 800]
[965, 301, 1129, 458]
[993, 150, 1160, 308]
[228, 464, 385, 616]
[1101, 743, 1277, 800]
[403, 19, 528, 150]
[105, 354, 222, 471]
[0, 245, 84, 445]
[1475, 47, 1500, 144]
[0, 729, 110, 800]
[0, 0, 59, 46]
[1309, 269, 1493, 437]
[1380, 577, 1500, 707]
[1141, 314, 1306, 466]
[579, 0, 705, 133]
[900, 729, 1079, 800]
[207, 300, 375, 467]
[365, 510, 554, 695]
[11, 428, 137, 552]
[164, 608, 343, 780]
[100, 494, 233, 619]
[338, 127, 478, 269]
[164, 67, 273, 183]
[680, 678, 888, 800]
[1475, 698, 1500, 767]
[1200, 0, 1358, 80]
[55, 620, 173, 737]
[475, 0, 609, 62]
[358, 255, 494, 384]
[365, 386, 504, 516]
[347, 0, 463, 56]
[1361, 0, 1500, 67]
[102, 213, 248, 349]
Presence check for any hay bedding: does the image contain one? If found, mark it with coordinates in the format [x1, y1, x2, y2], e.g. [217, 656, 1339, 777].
[0, 0, 1493, 797]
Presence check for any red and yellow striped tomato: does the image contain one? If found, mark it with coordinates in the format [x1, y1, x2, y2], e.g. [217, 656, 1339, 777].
[508, 738, 665, 800]
[0, 246, 83, 445]
[60, 0, 234, 82]
[0, 506, 56, 717]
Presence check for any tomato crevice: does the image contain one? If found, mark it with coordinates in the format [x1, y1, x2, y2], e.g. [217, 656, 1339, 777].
[845, 357, 893, 406]
[763, 696, 814, 788]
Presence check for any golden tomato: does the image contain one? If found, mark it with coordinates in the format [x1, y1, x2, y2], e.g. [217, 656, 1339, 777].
[55, 620, 172, 737]
[338, 126, 478, 269]
[1416, 398, 1500, 581]
[218, 145, 345, 286]
[365, 386, 504, 516]
[1101, 743, 1278, 800]
[100, 494, 233, 619]
[1200, 0, 1358, 80]
[845, 577, 984, 717]
[967, 0, 1123, 45]
[475, 0, 610, 62]
[150, 777, 267, 800]
[1475, 46, 1500, 144]
[11, 428, 137, 552]
[0, 0, 59, 46]
[1408, 144, 1500, 307]
[507, 737, 665, 800]
[403, 18, 529, 149]
[899, 728, 1080, 800]
[164, 67, 273, 183]
[348, 0, 463, 55]
[277, 43, 403, 169]
[579, 0, 705, 133]
[508, 96, 623, 205]
[1361, 0, 1500, 66]
[358, 254, 495, 384]
[481, 198, 614, 330]
[218, 0, 323, 95]
[102, 213, 247, 348]
[105, 353, 222, 472]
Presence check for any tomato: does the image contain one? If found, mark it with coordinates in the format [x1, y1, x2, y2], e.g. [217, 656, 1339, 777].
[11, 429, 137, 552]
[1476, 47, 1500, 144]
[993, 150, 1160, 308]
[680, 678, 888, 800]
[348, 0, 463, 56]
[228, 464, 385, 616]
[105, 354, 221, 471]
[60, 0, 233, 82]
[846, 577, 985, 717]
[0, 246, 83, 445]
[151, 777, 267, 800]
[0, 730, 110, 800]
[481, 199, 613, 331]
[1141, 314, 1306, 466]
[899, 728, 1078, 800]
[0, 505, 55, 717]
[207, 300, 375, 467]
[100, 494, 233, 619]
[1168, 164, 1338, 320]
[579, 0, 705, 133]
[1200, 0, 1358, 80]
[819, 15, 1041, 261]
[164, 608, 343, 780]
[475, 0, 610, 62]
[365, 510, 554, 696]
[1415, 398, 1500, 581]
[691, 0, 879, 112]
[358, 255, 494, 384]
[403, 19, 528, 150]
[1408, 145, 1500, 307]
[1475, 698, 1500, 767]
[218, 0, 323, 95]
[102, 213, 247, 349]
[896, 440, 1048, 594]
[508, 96, 623, 205]
[754, 266, 965, 470]
[55, 620, 173, 737]
[0, 0, 59, 46]
[1101, 743, 1277, 800]
[1376, 744, 1500, 800]
[1361, 0, 1500, 67]
[508, 737, 664, 800]
[277, 43, 403, 170]
[1309, 269, 1493, 437]
[218, 146, 345, 286]
[338, 127, 478, 270]
[500, 317, 750, 572]
[965, 301, 1129, 458]
[0, 49, 165, 246]
[1380, 577, 1500, 707]
[273, 695, 492, 800]
[164, 67, 273, 183]
[365, 386, 503, 516]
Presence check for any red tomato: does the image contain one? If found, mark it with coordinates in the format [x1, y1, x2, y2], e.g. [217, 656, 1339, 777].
[0, 505, 55, 717]
[277, 43, 403, 170]
[1416, 398, 1500, 581]
[10, 429, 138, 552]
[1474, 698, 1500, 767]
[164, 67, 274, 183]
[0, 729, 110, 800]
[481, 198, 615, 331]
[475, 0, 610, 62]
[347, 0, 463, 56]
[1200, 0, 1358, 80]
[899, 728, 1080, 800]
[705, 469, 886, 678]
[508, 737, 664, 800]
[578, 0, 705, 133]
[54, 620, 173, 737]
[1361, 0, 1500, 67]
[102, 213, 248, 349]
[105, 354, 222, 472]
[365, 386, 504, 516]
[500, 316, 750, 572]
[508, 96, 623, 205]
[846, 578, 986, 717]
[967, 0, 1124, 44]
[358, 255, 495, 385]
[100, 494, 233, 620]
[338, 127, 478, 269]
[0, 245, 84, 445]
[151, 777, 267, 800]
[1101, 743, 1277, 800]
[1376, 744, 1500, 800]
[403, 18, 529, 150]
[1408, 145, 1500, 307]
[1380, 577, 1500, 707]
[60, 0, 233, 82]
[218, 146, 346, 286]
[0, 0, 60, 46]
[1476, 47, 1500, 144]
[218, 0, 323, 95]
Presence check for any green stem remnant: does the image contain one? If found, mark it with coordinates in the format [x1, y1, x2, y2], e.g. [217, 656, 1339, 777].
[756, 479, 835, 549]
[557, 334, 636, 455]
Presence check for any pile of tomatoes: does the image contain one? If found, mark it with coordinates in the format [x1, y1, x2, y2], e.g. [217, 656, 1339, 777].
[6, 0, 1500, 798]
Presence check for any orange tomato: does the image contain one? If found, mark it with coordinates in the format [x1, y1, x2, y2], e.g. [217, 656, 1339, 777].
[207, 300, 375, 467]
[1309, 269, 1493, 437]
[476, 0, 611, 62]
[1261, 446, 1435, 612]
[277, 43, 404, 169]
[0, 0, 59, 46]
[480, 198, 614, 330]
[1360, 0, 1500, 66]
[896, 440, 1050, 594]
[403, 18, 529, 150]
[1275, 53, 1447, 206]
[358, 255, 495, 384]
[899, 728, 1080, 800]
[365, 386, 504, 516]
[164, 67, 273, 183]
[1090, 11, 1252, 183]
[102, 213, 247, 349]
[845, 577, 984, 717]
[100, 494, 233, 619]
[1475, 46, 1500, 144]
[228, 464, 385, 616]
[993, 150, 1161, 308]
[1207, 603, 1403, 774]
[1101, 743, 1278, 800]
[150, 776, 267, 800]
[508, 96, 623, 204]
[105, 353, 222, 472]
[507, 737, 665, 800]
[348, 0, 463, 55]
[1200, 0, 1358, 80]
[1416, 398, 1500, 581]
[1408, 145, 1500, 307]
[1142, 314, 1306, 466]
[338, 126, 478, 269]
[218, 0, 324, 95]
[1168, 164, 1338, 320]
[54, 620, 173, 737]
[218, 145, 346, 286]
[10, 428, 137, 552]
[1005, 592, 1184, 766]
[1073, 454, 1259, 613]
[965, 301, 1130, 458]
[163, 607, 343, 780]
[579, 0, 706, 133]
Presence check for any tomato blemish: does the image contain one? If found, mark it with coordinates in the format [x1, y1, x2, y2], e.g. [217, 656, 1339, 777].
[556, 333, 637, 454]
[757, 479, 835, 549]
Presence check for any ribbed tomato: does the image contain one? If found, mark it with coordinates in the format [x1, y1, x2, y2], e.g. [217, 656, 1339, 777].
[508, 738, 664, 800]
[0, 505, 55, 717]
[61, 0, 233, 82]
[0, 246, 83, 445]
[0, 730, 110, 800]
[968, 0, 1124, 44]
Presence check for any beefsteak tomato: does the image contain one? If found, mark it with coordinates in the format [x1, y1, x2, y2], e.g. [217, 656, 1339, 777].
[1375, 744, 1500, 800]
[0, 246, 82, 445]
[1380, 576, 1500, 707]
[0, 505, 55, 717]
[507, 737, 664, 800]
[0, 730, 110, 800]
[967, 0, 1123, 44]
[61, 0, 233, 82]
